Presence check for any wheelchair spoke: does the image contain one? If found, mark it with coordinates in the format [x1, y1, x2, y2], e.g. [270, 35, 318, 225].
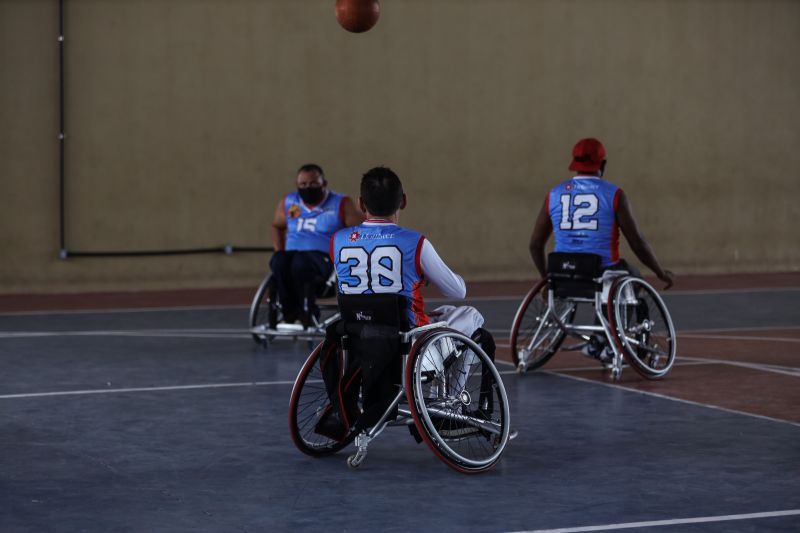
[620, 336, 671, 357]
[612, 277, 677, 378]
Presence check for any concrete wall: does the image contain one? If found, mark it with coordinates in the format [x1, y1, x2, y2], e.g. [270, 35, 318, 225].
[1, 0, 798, 293]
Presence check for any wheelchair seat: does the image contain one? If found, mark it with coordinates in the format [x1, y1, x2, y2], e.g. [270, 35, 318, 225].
[547, 252, 602, 299]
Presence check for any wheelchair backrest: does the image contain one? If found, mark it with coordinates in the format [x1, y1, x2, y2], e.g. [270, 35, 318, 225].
[337, 293, 410, 331]
[336, 294, 409, 420]
[547, 252, 602, 299]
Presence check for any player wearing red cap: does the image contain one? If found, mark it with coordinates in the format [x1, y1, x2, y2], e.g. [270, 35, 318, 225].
[528, 138, 674, 359]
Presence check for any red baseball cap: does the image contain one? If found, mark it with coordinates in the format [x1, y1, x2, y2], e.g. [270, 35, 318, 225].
[569, 138, 606, 173]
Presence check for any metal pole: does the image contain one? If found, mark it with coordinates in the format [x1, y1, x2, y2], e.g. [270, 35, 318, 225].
[58, 0, 67, 259]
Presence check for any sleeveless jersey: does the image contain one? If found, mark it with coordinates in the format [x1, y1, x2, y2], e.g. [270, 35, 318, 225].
[284, 191, 346, 253]
[330, 222, 429, 328]
[548, 177, 622, 267]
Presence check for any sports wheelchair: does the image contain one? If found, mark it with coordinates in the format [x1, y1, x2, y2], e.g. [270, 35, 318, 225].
[289, 294, 511, 474]
[509, 252, 676, 380]
[249, 270, 340, 345]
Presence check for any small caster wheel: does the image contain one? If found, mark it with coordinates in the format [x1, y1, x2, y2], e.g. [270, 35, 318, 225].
[347, 454, 363, 469]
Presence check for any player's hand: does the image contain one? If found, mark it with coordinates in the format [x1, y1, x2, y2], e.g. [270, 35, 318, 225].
[658, 270, 675, 290]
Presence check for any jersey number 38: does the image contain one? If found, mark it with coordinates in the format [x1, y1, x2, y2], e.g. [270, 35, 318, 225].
[339, 246, 403, 294]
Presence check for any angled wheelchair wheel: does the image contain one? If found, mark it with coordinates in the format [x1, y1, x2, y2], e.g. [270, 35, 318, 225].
[249, 273, 278, 344]
[405, 329, 510, 474]
[608, 277, 677, 379]
[510, 280, 576, 373]
[289, 342, 357, 456]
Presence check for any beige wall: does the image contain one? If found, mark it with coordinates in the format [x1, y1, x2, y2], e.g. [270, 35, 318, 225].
[1, 0, 798, 293]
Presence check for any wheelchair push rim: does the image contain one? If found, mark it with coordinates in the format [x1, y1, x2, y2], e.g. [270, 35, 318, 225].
[405, 328, 511, 474]
[510, 279, 572, 372]
[288, 341, 357, 456]
[608, 277, 677, 379]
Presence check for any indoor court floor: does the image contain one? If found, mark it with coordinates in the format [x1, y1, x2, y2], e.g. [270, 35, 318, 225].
[1, 275, 798, 532]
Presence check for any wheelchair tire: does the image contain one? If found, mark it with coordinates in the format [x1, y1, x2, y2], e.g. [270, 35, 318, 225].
[249, 273, 278, 345]
[608, 277, 677, 379]
[509, 280, 575, 372]
[288, 342, 357, 456]
[405, 328, 510, 474]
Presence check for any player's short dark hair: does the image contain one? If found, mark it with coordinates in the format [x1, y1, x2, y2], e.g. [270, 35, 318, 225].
[360, 166, 403, 217]
[297, 163, 324, 179]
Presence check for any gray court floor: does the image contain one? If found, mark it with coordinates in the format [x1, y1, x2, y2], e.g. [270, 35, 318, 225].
[1, 289, 799, 532]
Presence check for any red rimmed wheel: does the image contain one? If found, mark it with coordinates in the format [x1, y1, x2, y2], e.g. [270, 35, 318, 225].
[404, 328, 510, 474]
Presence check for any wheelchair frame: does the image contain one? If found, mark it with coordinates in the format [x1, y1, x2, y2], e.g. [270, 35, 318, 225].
[249, 272, 341, 345]
[289, 321, 512, 474]
[511, 270, 677, 381]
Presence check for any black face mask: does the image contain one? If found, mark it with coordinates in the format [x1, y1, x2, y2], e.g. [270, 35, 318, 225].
[298, 187, 324, 205]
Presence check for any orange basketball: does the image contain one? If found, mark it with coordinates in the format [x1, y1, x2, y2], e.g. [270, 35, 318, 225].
[335, 0, 380, 33]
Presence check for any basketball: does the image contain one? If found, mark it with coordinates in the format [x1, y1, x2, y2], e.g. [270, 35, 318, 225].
[335, 0, 380, 33]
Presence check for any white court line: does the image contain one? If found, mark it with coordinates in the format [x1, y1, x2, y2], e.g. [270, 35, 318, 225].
[680, 324, 800, 333]
[0, 379, 305, 400]
[0, 304, 248, 317]
[489, 325, 800, 338]
[545, 370, 800, 428]
[680, 356, 800, 377]
[510, 509, 800, 533]
[679, 333, 800, 343]
[1, 286, 797, 317]
[539, 360, 711, 373]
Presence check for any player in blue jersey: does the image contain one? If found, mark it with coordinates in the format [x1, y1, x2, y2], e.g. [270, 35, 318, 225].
[528, 138, 674, 359]
[270, 164, 364, 324]
[331, 166, 495, 356]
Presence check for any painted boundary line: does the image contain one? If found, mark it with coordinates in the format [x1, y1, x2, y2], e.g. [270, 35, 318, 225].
[680, 355, 800, 377]
[0, 379, 306, 400]
[510, 509, 800, 533]
[1, 286, 798, 316]
[3, 327, 799, 342]
[545, 370, 800, 428]
[678, 333, 800, 343]
[488, 325, 800, 338]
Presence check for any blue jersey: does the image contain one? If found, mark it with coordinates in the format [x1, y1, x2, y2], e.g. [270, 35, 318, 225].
[284, 191, 347, 253]
[330, 222, 429, 327]
[548, 177, 622, 267]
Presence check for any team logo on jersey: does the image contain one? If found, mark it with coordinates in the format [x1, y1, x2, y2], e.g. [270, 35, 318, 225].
[349, 230, 361, 242]
[288, 205, 301, 219]
[565, 183, 573, 192]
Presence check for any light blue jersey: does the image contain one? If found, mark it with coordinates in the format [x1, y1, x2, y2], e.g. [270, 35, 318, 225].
[548, 177, 622, 267]
[331, 221, 429, 327]
[284, 191, 346, 253]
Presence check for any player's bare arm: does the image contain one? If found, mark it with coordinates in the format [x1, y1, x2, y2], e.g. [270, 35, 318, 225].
[528, 198, 553, 280]
[615, 191, 674, 289]
[271, 198, 287, 251]
[341, 196, 366, 227]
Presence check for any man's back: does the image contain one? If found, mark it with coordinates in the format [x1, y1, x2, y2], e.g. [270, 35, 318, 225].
[331, 221, 428, 327]
[548, 176, 621, 268]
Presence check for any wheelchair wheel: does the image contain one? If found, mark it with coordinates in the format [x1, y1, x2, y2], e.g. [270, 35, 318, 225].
[249, 273, 278, 344]
[510, 280, 576, 372]
[608, 277, 676, 379]
[405, 329, 510, 474]
[288, 342, 357, 456]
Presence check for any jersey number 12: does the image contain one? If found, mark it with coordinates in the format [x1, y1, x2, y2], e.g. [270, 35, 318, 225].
[559, 194, 599, 230]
